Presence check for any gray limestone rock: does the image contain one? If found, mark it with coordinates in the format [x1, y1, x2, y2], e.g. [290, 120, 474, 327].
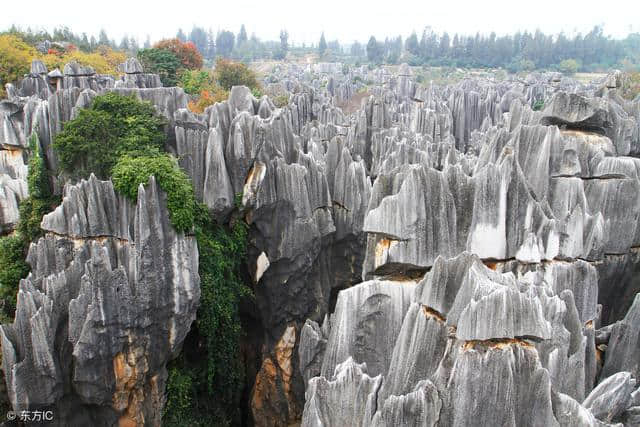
[299, 319, 328, 389]
[320, 280, 416, 379]
[30, 60, 48, 75]
[377, 303, 447, 402]
[600, 295, 640, 381]
[302, 358, 381, 427]
[444, 341, 558, 427]
[120, 57, 144, 74]
[1, 175, 199, 426]
[371, 380, 442, 427]
[552, 392, 613, 427]
[542, 92, 612, 134]
[4, 59, 640, 427]
[583, 372, 636, 423]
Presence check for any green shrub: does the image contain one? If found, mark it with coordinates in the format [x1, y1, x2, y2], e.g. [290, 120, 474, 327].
[27, 134, 50, 199]
[178, 69, 218, 96]
[533, 100, 545, 111]
[214, 58, 260, 92]
[273, 94, 289, 108]
[137, 48, 182, 87]
[54, 93, 166, 179]
[621, 72, 640, 100]
[112, 154, 195, 232]
[0, 235, 29, 322]
[251, 86, 263, 98]
[195, 207, 249, 396]
[558, 58, 581, 75]
[16, 197, 56, 244]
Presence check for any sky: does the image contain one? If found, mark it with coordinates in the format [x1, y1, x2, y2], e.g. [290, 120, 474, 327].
[2, 0, 638, 45]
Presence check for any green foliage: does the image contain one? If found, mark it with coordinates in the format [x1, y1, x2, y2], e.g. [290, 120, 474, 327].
[0, 235, 29, 322]
[513, 58, 536, 73]
[163, 362, 195, 426]
[178, 69, 217, 95]
[27, 134, 50, 199]
[273, 94, 289, 108]
[111, 154, 195, 232]
[533, 100, 545, 111]
[0, 34, 37, 98]
[163, 205, 251, 426]
[195, 207, 249, 409]
[54, 109, 118, 178]
[54, 93, 166, 180]
[250, 86, 263, 98]
[137, 48, 182, 86]
[0, 134, 58, 324]
[16, 197, 57, 244]
[214, 58, 260, 92]
[153, 38, 203, 70]
[558, 58, 580, 75]
[621, 72, 640, 100]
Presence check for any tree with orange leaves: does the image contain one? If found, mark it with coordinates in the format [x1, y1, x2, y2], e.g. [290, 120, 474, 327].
[153, 38, 203, 70]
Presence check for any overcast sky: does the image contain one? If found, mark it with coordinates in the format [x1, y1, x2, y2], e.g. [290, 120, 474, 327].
[3, 0, 638, 45]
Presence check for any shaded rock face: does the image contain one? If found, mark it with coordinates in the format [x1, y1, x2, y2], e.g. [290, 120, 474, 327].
[0, 175, 199, 426]
[3, 59, 640, 427]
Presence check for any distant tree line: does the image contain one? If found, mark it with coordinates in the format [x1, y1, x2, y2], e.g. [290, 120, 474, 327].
[1, 25, 146, 56]
[3, 24, 639, 73]
[174, 25, 291, 63]
[363, 26, 640, 72]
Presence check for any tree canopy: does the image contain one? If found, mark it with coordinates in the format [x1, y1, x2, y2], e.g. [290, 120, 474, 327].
[54, 93, 166, 180]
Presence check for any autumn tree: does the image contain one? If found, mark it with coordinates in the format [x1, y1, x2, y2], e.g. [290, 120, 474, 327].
[0, 34, 37, 97]
[153, 38, 203, 70]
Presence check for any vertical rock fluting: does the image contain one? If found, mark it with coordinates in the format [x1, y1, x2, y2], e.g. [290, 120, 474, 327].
[3, 58, 640, 426]
[0, 175, 199, 426]
[296, 68, 640, 426]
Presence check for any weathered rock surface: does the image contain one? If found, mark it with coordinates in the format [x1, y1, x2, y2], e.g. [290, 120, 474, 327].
[3, 60, 640, 426]
[0, 175, 199, 426]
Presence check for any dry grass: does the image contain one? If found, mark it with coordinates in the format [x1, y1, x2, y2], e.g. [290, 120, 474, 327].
[336, 89, 370, 115]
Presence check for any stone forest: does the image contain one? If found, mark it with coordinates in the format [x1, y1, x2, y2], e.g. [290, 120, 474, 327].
[1, 24, 640, 427]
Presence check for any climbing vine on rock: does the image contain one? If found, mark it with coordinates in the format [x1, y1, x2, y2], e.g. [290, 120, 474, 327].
[163, 203, 251, 426]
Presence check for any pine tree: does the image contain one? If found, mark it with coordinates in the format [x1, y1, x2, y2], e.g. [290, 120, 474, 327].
[238, 25, 248, 45]
[98, 29, 109, 46]
[318, 32, 327, 56]
[176, 28, 186, 42]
